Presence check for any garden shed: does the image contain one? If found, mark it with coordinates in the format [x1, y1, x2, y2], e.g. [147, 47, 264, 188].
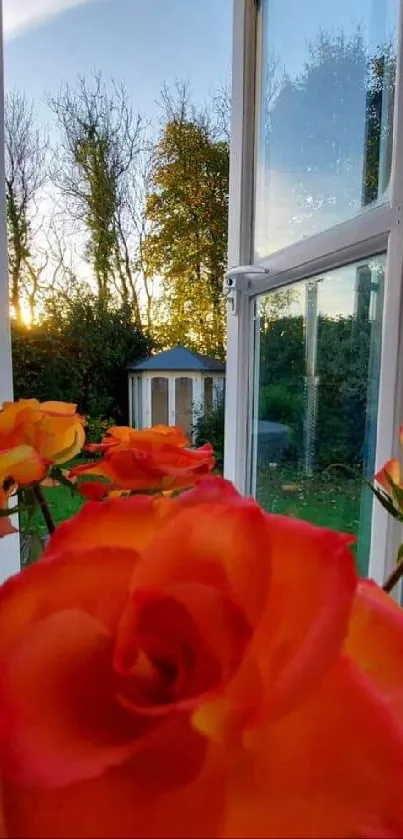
[127, 346, 225, 437]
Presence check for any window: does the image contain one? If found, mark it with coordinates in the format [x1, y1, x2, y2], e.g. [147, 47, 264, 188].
[151, 377, 169, 426]
[131, 376, 143, 428]
[225, 0, 403, 586]
[175, 377, 193, 437]
[204, 377, 214, 413]
[254, 0, 399, 259]
[250, 257, 384, 573]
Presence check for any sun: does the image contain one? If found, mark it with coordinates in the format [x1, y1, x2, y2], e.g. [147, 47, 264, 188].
[10, 302, 33, 327]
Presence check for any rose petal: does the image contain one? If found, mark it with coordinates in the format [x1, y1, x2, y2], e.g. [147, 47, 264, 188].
[43, 494, 173, 559]
[78, 480, 114, 501]
[375, 458, 402, 493]
[3, 731, 222, 839]
[0, 517, 16, 538]
[178, 476, 241, 506]
[39, 402, 79, 416]
[345, 580, 403, 723]
[0, 400, 40, 442]
[0, 489, 17, 539]
[253, 514, 357, 718]
[102, 425, 190, 451]
[71, 444, 214, 492]
[222, 656, 403, 838]
[0, 445, 49, 486]
[0, 545, 139, 653]
[131, 500, 271, 626]
[0, 609, 150, 786]
[114, 583, 251, 714]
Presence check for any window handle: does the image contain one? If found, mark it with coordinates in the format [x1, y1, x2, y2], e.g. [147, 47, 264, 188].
[223, 265, 270, 315]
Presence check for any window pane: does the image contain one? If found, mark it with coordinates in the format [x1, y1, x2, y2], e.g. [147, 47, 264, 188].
[250, 256, 385, 574]
[151, 377, 168, 426]
[254, 0, 398, 259]
[204, 377, 213, 413]
[136, 376, 143, 428]
[175, 377, 193, 437]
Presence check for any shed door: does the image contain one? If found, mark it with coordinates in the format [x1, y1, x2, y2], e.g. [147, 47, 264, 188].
[175, 377, 193, 437]
[151, 377, 169, 425]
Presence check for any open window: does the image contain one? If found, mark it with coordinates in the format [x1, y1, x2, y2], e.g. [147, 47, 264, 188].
[225, 0, 403, 584]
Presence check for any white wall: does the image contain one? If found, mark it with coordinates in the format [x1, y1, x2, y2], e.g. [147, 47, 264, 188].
[0, 0, 21, 580]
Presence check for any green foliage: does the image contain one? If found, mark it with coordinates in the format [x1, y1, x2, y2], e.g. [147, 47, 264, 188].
[11, 290, 153, 423]
[85, 416, 115, 445]
[257, 312, 376, 471]
[193, 394, 225, 472]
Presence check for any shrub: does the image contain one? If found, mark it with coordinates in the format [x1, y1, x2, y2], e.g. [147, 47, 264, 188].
[193, 393, 225, 473]
[85, 416, 115, 446]
[12, 291, 154, 423]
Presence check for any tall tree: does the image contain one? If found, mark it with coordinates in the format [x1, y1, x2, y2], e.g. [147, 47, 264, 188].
[144, 85, 229, 359]
[49, 73, 143, 320]
[5, 91, 47, 323]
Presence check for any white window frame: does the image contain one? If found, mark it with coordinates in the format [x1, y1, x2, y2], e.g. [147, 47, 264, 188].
[0, 0, 21, 580]
[224, 0, 403, 586]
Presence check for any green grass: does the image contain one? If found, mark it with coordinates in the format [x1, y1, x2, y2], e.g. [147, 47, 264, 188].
[20, 457, 86, 539]
[256, 465, 375, 577]
[24, 485, 85, 538]
[256, 466, 361, 534]
[20, 461, 367, 574]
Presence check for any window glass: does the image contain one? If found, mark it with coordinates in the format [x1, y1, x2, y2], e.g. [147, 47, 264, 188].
[204, 377, 213, 413]
[151, 377, 168, 426]
[254, 0, 399, 259]
[175, 377, 193, 437]
[250, 255, 385, 574]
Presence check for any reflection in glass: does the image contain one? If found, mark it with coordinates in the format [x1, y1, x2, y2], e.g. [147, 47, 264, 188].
[151, 377, 168, 426]
[254, 0, 398, 258]
[204, 377, 213, 414]
[175, 377, 193, 437]
[250, 256, 385, 574]
[132, 376, 143, 428]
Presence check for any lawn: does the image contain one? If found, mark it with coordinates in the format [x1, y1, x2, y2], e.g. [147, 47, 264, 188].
[23, 484, 84, 539]
[256, 466, 361, 534]
[28, 464, 363, 538]
[255, 465, 371, 573]
[20, 457, 86, 541]
[20, 462, 369, 574]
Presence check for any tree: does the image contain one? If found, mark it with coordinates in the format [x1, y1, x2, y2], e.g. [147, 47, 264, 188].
[12, 291, 153, 422]
[5, 91, 47, 323]
[144, 85, 229, 359]
[49, 73, 144, 319]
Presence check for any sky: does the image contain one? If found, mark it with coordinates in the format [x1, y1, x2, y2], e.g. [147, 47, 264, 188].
[2, 0, 397, 321]
[4, 0, 232, 127]
[3, 0, 233, 321]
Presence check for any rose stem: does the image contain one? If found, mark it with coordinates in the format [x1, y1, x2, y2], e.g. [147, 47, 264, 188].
[383, 555, 403, 594]
[33, 485, 55, 535]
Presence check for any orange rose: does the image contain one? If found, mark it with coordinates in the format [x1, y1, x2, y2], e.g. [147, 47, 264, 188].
[87, 424, 189, 454]
[71, 433, 215, 492]
[0, 400, 86, 465]
[374, 425, 403, 514]
[0, 445, 50, 538]
[0, 487, 16, 539]
[375, 457, 403, 501]
[0, 478, 402, 838]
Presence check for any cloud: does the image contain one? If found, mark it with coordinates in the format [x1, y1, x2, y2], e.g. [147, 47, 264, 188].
[3, 0, 103, 40]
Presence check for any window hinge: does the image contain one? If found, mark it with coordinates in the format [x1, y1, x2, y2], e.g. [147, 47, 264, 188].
[223, 265, 270, 315]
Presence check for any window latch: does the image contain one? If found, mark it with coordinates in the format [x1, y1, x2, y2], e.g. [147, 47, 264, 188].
[223, 265, 270, 315]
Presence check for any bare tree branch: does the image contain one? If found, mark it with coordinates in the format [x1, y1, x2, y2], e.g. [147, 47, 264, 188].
[5, 90, 48, 321]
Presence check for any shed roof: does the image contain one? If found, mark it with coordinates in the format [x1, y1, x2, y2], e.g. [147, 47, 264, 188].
[127, 346, 225, 373]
